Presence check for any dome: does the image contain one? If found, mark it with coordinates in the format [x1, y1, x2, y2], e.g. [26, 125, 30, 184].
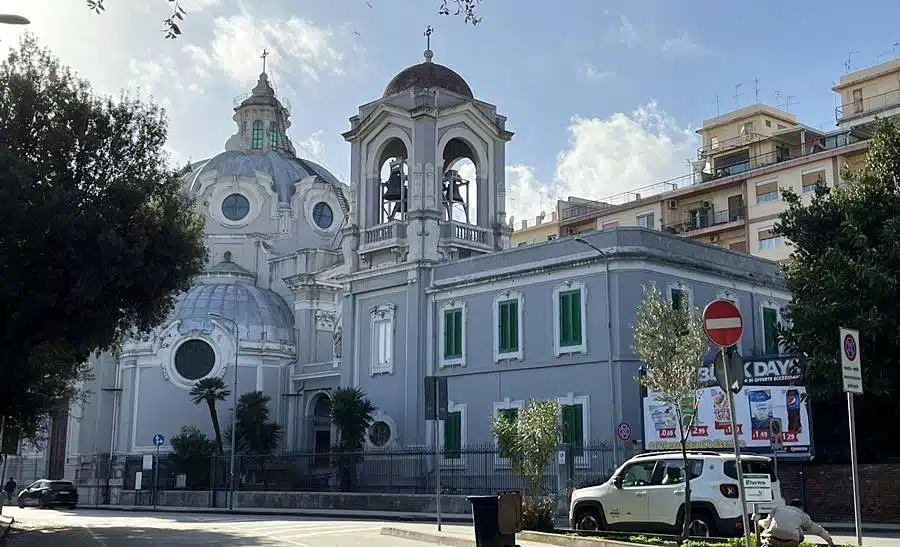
[383, 53, 473, 99]
[189, 150, 349, 213]
[172, 282, 296, 345]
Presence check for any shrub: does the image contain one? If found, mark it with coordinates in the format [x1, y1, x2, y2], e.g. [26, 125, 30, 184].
[522, 496, 556, 532]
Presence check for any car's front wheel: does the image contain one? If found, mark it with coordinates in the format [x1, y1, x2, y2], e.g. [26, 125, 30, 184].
[17, 499, 24, 509]
[574, 507, 604, 531]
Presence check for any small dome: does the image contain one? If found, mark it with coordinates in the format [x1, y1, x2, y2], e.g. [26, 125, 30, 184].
[383, 55, 473, 99]
[173, 282, 295, 345]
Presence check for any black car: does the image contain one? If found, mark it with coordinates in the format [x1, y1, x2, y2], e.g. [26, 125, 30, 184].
[16, 479, 78, 509]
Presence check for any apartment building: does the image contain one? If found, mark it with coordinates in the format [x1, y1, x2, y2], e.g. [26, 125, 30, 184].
[509, 211, 559, 246]
[519, 58, 900, 262]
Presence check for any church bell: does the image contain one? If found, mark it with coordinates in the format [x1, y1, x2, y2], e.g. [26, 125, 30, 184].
[443, 169, 467, 204]
[383, 160, 405, 202]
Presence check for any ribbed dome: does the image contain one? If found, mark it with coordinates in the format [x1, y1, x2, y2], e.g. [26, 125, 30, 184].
[173, 282, 295, 345]
[383, 57, 473, 99]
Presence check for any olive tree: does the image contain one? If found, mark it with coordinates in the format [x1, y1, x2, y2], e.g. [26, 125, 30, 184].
[492, 398, 561, 531]
[633, 283, 708, 540]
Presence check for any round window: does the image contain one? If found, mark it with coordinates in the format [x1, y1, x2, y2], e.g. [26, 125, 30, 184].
[174, 339, 216, 381]
[312, 202, 334, 229]
[368, 421, 391, 447]
[222, 193, 250, 222]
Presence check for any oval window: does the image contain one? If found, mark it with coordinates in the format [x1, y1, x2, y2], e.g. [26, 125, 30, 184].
[174, 339, 216, 381]
[312, 202, 334, 229]
[222, 193, 250, 221]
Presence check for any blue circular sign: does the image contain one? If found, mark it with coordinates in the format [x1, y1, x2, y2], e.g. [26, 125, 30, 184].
[152, 434, 165, 447]
[843, 334, 858, 361]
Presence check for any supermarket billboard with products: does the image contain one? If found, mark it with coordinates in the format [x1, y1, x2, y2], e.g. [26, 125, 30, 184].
[642, 354, 812, 458]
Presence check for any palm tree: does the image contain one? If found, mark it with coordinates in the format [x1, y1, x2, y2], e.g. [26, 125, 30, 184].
[328, 387, 376, 491]
[189, 377, 230, 455]
[225, 391, 282, 455]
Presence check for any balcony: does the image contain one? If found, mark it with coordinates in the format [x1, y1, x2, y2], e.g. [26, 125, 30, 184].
[836, 88, 900, 126]
[441, 221, 493, 251]
[697, 131, 768, 158]
[360, 220, 408, 252]
[662, 207, 745, 236]
[558, 172, 696, 224]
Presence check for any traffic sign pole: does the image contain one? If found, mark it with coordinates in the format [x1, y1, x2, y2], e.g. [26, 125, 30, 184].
[703, 300, 751, 547]
[840, 327, 863, 547]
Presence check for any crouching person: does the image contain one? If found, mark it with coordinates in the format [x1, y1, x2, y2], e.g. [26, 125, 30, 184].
[756, 499, 835, 547]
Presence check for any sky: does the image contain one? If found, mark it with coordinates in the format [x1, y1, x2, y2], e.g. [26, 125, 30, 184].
[2, 0, 900, 224]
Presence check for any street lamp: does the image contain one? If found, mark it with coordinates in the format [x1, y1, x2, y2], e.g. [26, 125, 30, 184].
[208, 312, 239, 511]
[572, 236, 623, 464]
[0, 14, 30, 25]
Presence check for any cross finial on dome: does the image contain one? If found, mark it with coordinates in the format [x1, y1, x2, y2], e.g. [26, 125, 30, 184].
[261, 48, 269, 74]
[424, 25, 434, 63]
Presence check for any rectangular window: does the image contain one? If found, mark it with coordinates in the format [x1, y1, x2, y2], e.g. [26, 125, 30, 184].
[373, 318, 393, 374]
[637, 213, 655, 229]
[496, 408, 518, 458]
[755, 180, 779, 204]
[558, 290, 583, 347]
[710, 136, 719, 149]
[802, 170, 825, 193]
[443, 411, 462, 460]
[758, 229, 784, 250]
[498, 299, 519, 354]
[443, 308, 463, 359]
[671, 287, 687, 311]
[852, 89, 863, 114]
[561, 404, 584, 458]
[763, 306, 780, 354]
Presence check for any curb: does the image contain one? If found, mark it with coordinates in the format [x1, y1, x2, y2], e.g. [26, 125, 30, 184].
[0, 516, 14, 541]
[80, 505, 472, 523]
[380, 526, 474, 547]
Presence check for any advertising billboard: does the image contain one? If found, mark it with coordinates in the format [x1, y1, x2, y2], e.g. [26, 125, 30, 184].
[642, 355, 812, 458]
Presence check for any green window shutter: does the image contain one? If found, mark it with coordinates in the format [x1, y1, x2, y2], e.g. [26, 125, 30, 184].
[763, 307, 779, 354]
[671, 288, 684, 311]
[497, 408, 518, 458]
[499, 300, 519, 353]
[562, 404, 584, 458]
[444, 309, 463, 359]
[560, 290, 582, 347]
[444, 411, 462, 459]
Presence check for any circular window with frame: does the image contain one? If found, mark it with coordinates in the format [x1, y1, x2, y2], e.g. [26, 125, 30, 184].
[312, 202, 334, 230]
[368, 421, 392, 448]
[173, 339, 216, 381]
[222, 193, 251, 222]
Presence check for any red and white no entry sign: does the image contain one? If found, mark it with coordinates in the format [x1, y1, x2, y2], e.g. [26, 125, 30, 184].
[702, 299, 744, 347]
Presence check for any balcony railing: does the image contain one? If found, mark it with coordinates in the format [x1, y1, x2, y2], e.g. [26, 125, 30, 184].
[836, 88, 900, 122]
[441, 221, 491, 247]
[558, 172, 697, 223]
[697, 131, 768, 158]
[361, 221, 407, 248]
[662, 207, 745, 235]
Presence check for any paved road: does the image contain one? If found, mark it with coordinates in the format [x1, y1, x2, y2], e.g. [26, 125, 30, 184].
[0, 507, 435, 546]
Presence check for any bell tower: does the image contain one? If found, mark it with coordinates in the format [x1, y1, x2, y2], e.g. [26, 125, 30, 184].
[341, 32, 513, 272]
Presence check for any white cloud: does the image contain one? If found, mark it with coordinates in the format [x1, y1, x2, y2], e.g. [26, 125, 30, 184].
[615, 15, 638, 47]
[504, 102, 696, 224]
[198, 12, 351, 86]
[579, 61, 614, 82]
[298, 130, 326, 162]
[127, 55, 203, 110]
[179, 0, 221, 11]
[661, 32, 712, 58]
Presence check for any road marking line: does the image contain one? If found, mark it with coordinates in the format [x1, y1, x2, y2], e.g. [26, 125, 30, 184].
[293, 526, 383, 538]
[83, 524, 110, 547]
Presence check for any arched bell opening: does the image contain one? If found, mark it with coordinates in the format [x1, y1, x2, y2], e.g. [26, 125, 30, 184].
[378, 138, 409, 223]
[442, 138, 478, 225]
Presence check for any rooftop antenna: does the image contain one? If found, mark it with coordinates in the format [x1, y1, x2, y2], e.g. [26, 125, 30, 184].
[753, 78, 760, 103]
[894, 42, 899, 58]
[715, 93, 720, 116]
[734, 82, 743, 109]
[845, 50, 860, 72]
[785, 95, 798, 113]
[877, 51, 887, 64]
[261, 48, 269, 74]
[775, 90, 782, 109]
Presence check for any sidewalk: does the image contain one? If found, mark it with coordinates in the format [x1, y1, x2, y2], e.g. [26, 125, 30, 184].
[380, 522, 551, 547]
[820, 522, 900, 533]
[83, 503, 472, 523]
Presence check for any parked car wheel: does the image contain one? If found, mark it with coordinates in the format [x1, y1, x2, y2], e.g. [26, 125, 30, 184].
[686, 510, 716, 538]
[17, 499, 24, 509]
[574, 507, 604, 531]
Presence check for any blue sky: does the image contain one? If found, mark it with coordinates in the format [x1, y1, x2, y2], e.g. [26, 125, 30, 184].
[3, 0, 900, 222]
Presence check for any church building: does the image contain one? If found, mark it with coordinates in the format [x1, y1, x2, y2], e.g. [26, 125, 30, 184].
[39, 43, 790, 485]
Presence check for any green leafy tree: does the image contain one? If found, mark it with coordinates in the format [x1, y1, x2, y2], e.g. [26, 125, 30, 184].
[0, 35, 206, 441]
[491, 399, 561, 531]
[328, 387, 376, 491]
[634, 283, 709, 540]
[775, 119, 900, 462]
[169, 425, 216, 489]
[189, 377, 230, 455]
[86, 0, 482, 39]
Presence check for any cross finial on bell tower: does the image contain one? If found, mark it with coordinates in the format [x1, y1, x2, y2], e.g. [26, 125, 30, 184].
[261, 48, 269, 74]
[424, 26, 434, 63]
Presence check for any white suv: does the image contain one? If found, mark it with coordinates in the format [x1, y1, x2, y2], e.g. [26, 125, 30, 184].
[568, 451, 785, 537]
